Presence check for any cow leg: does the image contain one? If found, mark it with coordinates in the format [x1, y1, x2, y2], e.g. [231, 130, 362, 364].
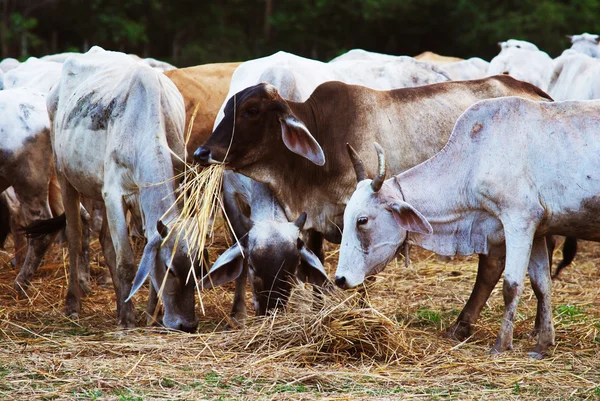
[78, 206, 92, 294]
[446, 254, 504, 341]
[228, 258, 248, 327]
[528, 237, 555, 358]
[99, 213, 121, 315]
[9, 212, 27, 270]
[103, 193, 136, 328]
[304, 230, 327, 310]
[59, 178, 84, 317]
[12, 182, 55, 294]
[490, 222, 537, 354]
[545, 235, 556, 270]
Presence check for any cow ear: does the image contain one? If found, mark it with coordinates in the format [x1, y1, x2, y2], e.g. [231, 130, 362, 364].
[297, 242, 329, 286]
[280, 115, 325, 166]
[201, 243, 245, 288]
[390, 202, 433, 235]
[126, 234, 161, 302]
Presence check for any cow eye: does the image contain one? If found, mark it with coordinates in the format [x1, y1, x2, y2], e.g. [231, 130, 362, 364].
[243, 108, 259, 118]
[357, 217, 368, 226]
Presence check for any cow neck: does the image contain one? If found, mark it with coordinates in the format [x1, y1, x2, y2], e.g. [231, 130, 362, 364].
[258, 98, 352, 238]
[394, 141, 470, 251]
[136, 142, 181, 239]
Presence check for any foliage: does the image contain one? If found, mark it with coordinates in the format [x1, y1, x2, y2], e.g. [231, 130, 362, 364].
[2, 0, 600, 66]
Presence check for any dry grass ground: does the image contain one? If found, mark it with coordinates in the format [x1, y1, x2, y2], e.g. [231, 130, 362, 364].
[0, 228, 599, 400]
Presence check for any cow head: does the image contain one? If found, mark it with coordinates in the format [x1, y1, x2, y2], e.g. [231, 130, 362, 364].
[334, 143, 432, 289]
[201, 212, 328, 315]
[127, 220, 203, 332]
[194, 83, 325, 172]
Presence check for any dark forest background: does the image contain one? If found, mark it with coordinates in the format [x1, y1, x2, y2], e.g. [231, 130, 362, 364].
[2, 0, 598, 66]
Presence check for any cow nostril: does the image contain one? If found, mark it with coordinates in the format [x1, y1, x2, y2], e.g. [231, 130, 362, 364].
[334, 276, 347, 289]
[193, 147, 211, 164]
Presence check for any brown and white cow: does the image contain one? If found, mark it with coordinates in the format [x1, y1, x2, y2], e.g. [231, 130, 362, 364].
[335, 97, 600, 357]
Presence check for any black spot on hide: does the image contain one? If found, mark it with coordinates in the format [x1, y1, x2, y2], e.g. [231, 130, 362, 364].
[19, 103, 35, 120]
[66, 91, 118, 131]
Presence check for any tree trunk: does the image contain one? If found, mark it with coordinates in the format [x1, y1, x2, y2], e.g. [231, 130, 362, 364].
[20, 31, 27, 59]
[263, 0, 272, 41]
[1, 0, 9, 58]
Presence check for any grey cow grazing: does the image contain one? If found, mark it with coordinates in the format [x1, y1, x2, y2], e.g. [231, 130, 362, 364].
[202, 172, 328, 323]
[34, 47, 200, 330]
[335, 97, 600, 357]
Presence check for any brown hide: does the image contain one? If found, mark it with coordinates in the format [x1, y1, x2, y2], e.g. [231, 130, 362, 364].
[164, 62, 241, 156]
[415, 51, 463, 65]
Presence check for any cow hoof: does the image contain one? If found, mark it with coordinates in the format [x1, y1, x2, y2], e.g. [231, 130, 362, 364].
[225, 313, 246, 330]
[118, 319, 136, 330]
[13, 278, 30, 297]
[489, 343, 513, 356]
[64, 304, 80, 318]
[527, 351, 545, 360]
[79, 280, 92, 295]
[444, 322, 472, 341]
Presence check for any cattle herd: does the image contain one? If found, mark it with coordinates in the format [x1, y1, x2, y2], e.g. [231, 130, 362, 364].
[1, 33, 599, 360]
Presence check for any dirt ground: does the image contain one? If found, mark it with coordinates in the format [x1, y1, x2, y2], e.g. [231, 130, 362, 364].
[0, 229, 599, 400]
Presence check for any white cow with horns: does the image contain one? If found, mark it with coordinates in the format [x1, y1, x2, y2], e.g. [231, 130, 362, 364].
[26, 47, 201, 331]
[335, 96, 600, 358]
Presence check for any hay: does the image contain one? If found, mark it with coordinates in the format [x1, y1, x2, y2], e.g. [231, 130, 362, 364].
[0, 226, 599, 399]
[221, 285, 416, 365]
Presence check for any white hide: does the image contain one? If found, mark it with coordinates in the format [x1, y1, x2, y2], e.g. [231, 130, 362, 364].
[50, 46, 185, 233]
[567, 33, 600, 58]
[3, 57, 62, 93]
[214, 51, 450, 127]
[0, 88, 49, 152]
[330, 48, 401, 62]
[0, 58, 20, 73]
[439, 58, 490, 80]
[549, 52, 600, 100]
[488, 41, 553, 90]
[337, 96, 600, 286]
[41, 52, 81, 63]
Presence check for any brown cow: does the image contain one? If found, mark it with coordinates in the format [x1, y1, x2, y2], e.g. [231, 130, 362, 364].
[415, 51, 463, 65]
[164, 62, 241, 156]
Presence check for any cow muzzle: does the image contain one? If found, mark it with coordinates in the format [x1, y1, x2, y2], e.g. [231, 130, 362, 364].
[193, 146, 221, 166]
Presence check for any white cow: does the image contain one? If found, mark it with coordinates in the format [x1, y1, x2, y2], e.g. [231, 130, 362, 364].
[202, 172, 327, 322]
[0, 57, 20, 72]
[330, 48, 400, 62]
[214, 51, 450, 127]
[2, 57, 62, 93]
[488, 40, 553, 90]
[439, 57, 489, 80]
[565, 33, 600, 58]
[548, 52, 600, 100]
[41, 52, 80, 63]
[335, 96, 600, 358]
[34, 47, 199, 330]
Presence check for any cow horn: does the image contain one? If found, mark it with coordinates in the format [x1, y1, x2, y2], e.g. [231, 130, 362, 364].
[294, 212, 307, 230]
[346, 143, 367, 183]
[371, 142, 386, 192]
